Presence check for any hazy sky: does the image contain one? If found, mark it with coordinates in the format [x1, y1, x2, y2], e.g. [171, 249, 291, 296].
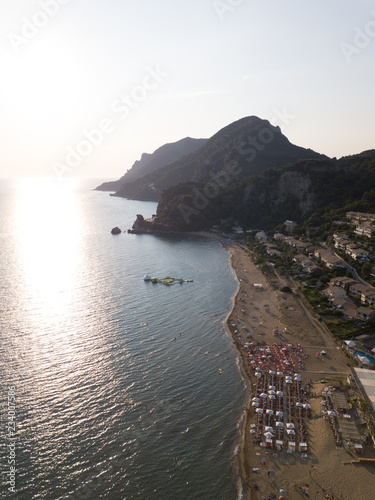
[0, 0, 374, 179]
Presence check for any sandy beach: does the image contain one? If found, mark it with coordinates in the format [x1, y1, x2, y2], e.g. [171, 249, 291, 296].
[226, 243, 375, 500]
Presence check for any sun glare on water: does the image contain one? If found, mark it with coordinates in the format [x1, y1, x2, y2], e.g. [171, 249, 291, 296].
[14, 178, 82, 310]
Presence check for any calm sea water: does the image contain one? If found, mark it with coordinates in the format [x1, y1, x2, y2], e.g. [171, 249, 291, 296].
[0, 178, 246, 500]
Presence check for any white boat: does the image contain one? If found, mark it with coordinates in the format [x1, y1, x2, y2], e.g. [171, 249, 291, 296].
[143, 274, 152, 281]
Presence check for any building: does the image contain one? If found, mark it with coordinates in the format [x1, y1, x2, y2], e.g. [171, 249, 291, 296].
[353, 368, 375, 415]
[284, 220, 298, 234]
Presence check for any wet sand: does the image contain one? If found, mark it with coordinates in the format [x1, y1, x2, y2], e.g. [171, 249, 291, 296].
[226, 243, 375, 500]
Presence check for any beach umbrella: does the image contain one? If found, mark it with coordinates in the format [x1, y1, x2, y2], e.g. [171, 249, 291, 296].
[286, 423, 295, 429]
[266, 409, 274, 415]
[252, 402, 259, 407]
[269, 370, 276, 375]
[276, 421, 284, 428]
[255, 408, 264, 414]
[250, 360, 256, 364]
[276, 411, 283, 417]
[328, 411, 336, 417]
[269, 385, 276, 390]
[277, 372, 283, 376]
[252, 397, 260, 402]
[303, 404, 310, 409]
[255, 367, 261, 371]
[287, 429, 295, 435]
[279, 489, 286, 496]
[296, 402, 303, 408]
[255, 372, 262, 377]
[260, 393, 267, 399]
[268, 390, 276, 395]
[276, 391, 283, 397]
[268, 395, 276, 400]
[285, 379, 292, 384]
[264, 431, 274, 439]
[265, 426, 274, 432]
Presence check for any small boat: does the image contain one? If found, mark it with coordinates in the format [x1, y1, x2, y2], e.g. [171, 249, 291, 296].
[143, 274, 152, 281]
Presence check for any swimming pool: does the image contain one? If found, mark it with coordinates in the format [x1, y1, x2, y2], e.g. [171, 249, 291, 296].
[354, 350, 375, 366]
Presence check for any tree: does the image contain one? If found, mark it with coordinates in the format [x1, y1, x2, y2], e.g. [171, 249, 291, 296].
[361, 262, 373, 280]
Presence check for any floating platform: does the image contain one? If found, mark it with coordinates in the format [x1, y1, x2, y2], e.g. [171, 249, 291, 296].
[143, 275, 193, 286]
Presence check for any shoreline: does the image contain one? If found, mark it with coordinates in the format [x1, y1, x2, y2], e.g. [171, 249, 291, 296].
[222, 240, 375, 500]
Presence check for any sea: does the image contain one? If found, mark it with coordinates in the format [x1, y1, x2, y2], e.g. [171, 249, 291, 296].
[0, 178, 247, 500]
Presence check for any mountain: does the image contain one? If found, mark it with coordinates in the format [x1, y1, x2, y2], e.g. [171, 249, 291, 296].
[151, 150, 375, 232]
[95, 137, 208, 192]
[112, 116, 326, 201]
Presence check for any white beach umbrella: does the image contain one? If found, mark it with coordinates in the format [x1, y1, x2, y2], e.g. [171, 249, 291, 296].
[255, 408, 264, 414]
[266, 410, 274, 416]
[276, 391, 283, 397]
[268, 390, 276, 395]
[276, 411, 283, 417]
[303, 404, 310, 409]
[252, 402, 259, 407]
[328, 411, 336, 417]
[255, 372, 262, 377]
[269, 370, 276, 375]
[250, 360, 256, 364]
[260, 393, 268, 399]
[252, 397, 260, 402]
[286, 423, 295, 429]
[287, 429, 295, 435]
[269, 385, 276, 390]
[276, 421, 284, 428]
[264, 431, 274, 439]
[277, 372, 283, 376]
[268, 395, 276, 400]
[296, 402, 303, 408]
[265, 426, 274, 432]
[285, 379, 293, 384]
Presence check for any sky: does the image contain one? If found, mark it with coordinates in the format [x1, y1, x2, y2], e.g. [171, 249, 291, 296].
[0, 0, 374, 180]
